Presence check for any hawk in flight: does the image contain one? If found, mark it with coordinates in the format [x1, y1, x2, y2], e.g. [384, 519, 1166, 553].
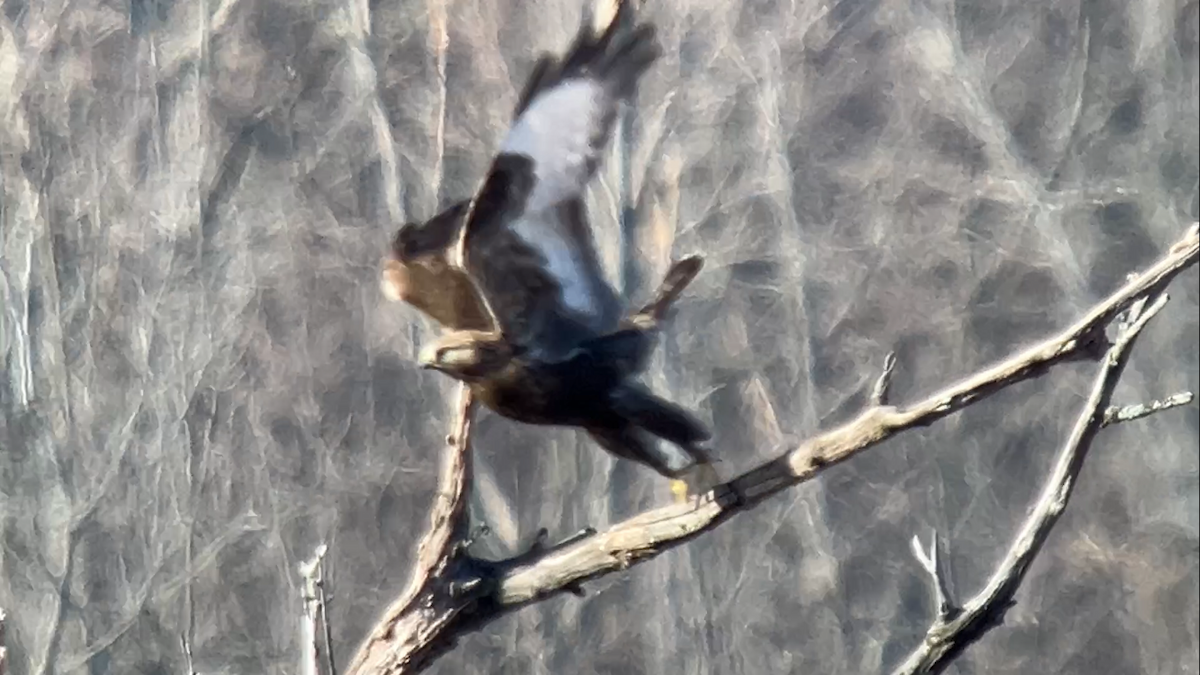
[387, 0, 719, 488]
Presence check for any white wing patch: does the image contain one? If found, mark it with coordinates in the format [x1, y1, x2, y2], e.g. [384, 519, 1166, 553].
[511, 210, 598, 321]
[501, 79, 604, 214]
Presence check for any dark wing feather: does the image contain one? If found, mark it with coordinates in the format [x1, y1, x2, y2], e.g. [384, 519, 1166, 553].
[392, 200, 471, 261]
[631, 255, 704, 324]
[460, 0, 660, 361]
[513, 54, 557, 119]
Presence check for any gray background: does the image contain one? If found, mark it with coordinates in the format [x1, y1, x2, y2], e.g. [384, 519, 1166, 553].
[1, 0, 1198, 673]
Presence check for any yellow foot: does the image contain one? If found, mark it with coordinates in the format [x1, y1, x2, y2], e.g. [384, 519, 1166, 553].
[670, 479, 690, 503]
[670, 463, 722, 504]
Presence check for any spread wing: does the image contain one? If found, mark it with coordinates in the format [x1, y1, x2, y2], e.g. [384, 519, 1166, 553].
[458, 0, 661, 362]
[382, 200, 493, 331]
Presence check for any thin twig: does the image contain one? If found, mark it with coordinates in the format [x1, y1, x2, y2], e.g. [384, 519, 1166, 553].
[299, 544, 329, 675]
[871, 351, 899, 406]
[1102, 392, 1193, 427]
[297, 542, 339, 675]
[320, 566, 338, 675]
[1, 606, 8, 675]
[347, 223, 1198, 675]
[179, 633, 196, 675]
[910, 532, 958, 622]
[892, 291, 1177, 673]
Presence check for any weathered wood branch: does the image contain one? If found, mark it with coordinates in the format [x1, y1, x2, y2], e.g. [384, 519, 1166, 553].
[346, 384, 480, 674]
[346, 222, 1198, 675]
[1, 606, 8, 675]
[894, 291, 1186, 674]
[299, 544, 334, 675]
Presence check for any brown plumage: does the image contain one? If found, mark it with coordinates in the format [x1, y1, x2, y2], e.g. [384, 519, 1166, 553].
[419, 256, 712, 480]
[389, 2, 717, 486]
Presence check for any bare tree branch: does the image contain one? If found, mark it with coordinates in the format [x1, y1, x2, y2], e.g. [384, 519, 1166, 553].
[344, 384, 478, 674]
[320, 562, 338, 675]
[300, 544, 330, 675]
[1, 606, 8, 675]
[345, 221, 1198, 675]
[295, 541, 340, 675]
[871, 351, 899, 406]
[893, 291, 1180, 674]
[1102, 392, 1194, 427]
[910, 532, 956, 624]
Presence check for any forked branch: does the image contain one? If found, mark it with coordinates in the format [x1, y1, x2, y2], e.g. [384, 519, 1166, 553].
[894, 293, 1189, 674]
[346, 223, 1198, 675]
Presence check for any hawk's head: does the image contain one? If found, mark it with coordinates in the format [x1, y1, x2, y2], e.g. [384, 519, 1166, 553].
[418, 330, 517, 381]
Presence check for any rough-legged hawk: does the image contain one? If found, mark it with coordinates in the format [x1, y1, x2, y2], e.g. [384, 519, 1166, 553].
[388, 0, 718, 488]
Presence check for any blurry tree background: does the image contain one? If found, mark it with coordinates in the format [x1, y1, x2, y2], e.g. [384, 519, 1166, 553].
[1, 0, 1197, 673]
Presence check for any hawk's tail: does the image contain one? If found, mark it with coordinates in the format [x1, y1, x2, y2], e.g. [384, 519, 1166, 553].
[606, 382, 713, 476]
[587, 423, 712, 482]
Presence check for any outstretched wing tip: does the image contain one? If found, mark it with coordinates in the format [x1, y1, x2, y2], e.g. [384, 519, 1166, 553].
[460, 0, 661, 359]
